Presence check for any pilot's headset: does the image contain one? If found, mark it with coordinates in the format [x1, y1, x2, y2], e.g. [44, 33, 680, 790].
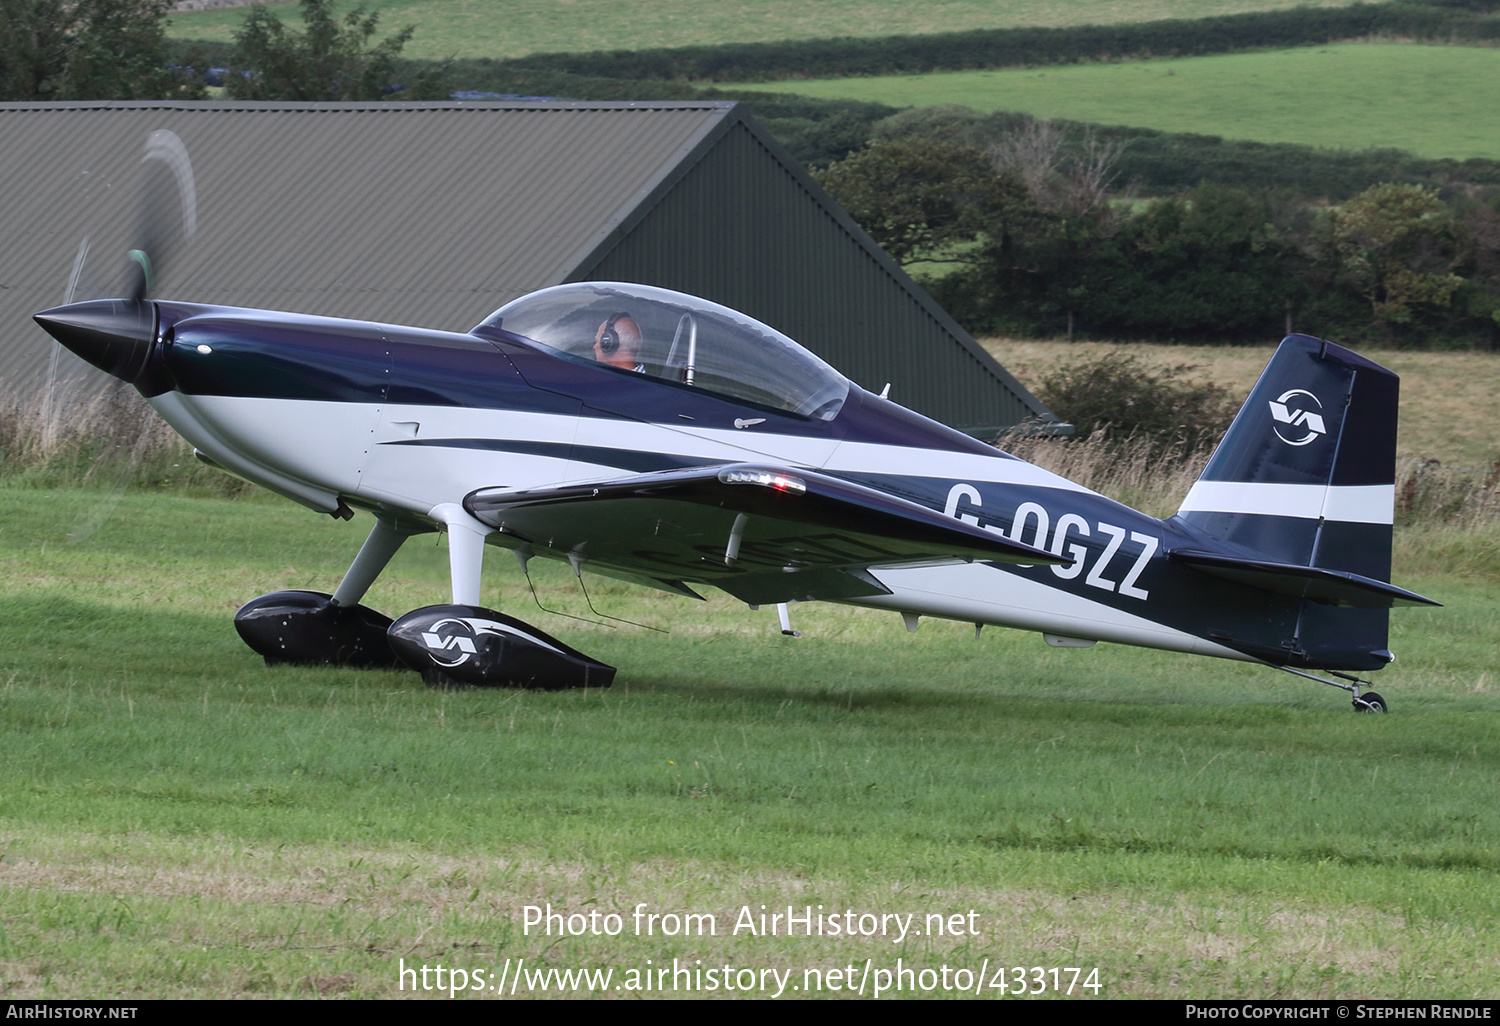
[597, 312, 631, 355]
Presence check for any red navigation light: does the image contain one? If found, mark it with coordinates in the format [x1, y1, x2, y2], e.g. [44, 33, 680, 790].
[718, 468, 807, 494]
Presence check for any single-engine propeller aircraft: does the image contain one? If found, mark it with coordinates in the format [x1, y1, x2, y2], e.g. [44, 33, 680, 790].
[34, 136, 1437, 709]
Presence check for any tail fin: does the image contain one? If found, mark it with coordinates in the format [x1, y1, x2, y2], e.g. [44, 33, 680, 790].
[1177, 334, 1395, 578]
[1173, 335, 1433, 670]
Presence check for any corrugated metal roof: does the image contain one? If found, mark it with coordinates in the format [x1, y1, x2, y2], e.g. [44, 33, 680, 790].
[0, 100, 732, 390]
[0, 99, 1054, 432]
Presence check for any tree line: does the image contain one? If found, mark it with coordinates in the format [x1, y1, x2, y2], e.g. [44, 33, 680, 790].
[6, 0, 1498, 347]
[815, 128, 1500, 348]
[1, 0, 202, 101]
[0, 0, 440, 102]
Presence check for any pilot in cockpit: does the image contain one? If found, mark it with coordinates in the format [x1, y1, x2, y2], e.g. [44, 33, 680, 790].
[593, 313, 645, 373]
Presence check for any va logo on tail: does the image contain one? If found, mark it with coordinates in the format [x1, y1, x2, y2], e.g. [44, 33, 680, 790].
[1269, 389, 1326, 446]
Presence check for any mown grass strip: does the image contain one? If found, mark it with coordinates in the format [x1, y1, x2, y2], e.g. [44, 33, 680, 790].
[165, 0, 1370, 63]
[1, 487, 1497, 997]
[733, 43, 1500, 161]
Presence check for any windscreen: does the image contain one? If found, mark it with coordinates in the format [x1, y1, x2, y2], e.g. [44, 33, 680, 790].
[476, 283, 850, 421]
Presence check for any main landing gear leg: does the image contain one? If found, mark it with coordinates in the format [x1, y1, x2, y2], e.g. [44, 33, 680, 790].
[332, 516, 417, 607]
[1279, 666, 1388, 712]
[233, 514, 418, 668]
[431, 503, 490, 606]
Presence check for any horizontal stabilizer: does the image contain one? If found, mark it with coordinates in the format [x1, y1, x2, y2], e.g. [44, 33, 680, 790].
[1172, 549, 1440, 609]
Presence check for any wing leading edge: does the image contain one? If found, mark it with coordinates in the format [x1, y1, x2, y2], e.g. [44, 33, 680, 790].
[464, 463, 1063, 605]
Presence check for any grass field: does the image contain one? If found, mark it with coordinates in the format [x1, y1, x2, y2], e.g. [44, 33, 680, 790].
[164, 0, 1367, 62]
[1, 469, 1497, 997]
[734, 43, 1500, 161]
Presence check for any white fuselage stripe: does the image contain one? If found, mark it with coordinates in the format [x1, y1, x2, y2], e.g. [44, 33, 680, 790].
[862, 563, 1250, 662]
[162, 393, 1254, 662]
[1177, 481, 1394, 525]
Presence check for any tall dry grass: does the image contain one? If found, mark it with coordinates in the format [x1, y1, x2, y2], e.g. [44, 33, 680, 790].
[999, 430, 1213, 517]
[1001, 430, 1500, 527]
[1389, 456, 1500, 581]
[0, 386, 251, 496]
[1394, 456, 1500, 530]
[1002, 429, 1500, 580]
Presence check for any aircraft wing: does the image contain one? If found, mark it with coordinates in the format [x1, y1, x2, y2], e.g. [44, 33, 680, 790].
[465, 463, 1063, 605]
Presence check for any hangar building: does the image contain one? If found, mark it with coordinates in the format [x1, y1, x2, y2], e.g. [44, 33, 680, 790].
[0, 99, 1059, 436]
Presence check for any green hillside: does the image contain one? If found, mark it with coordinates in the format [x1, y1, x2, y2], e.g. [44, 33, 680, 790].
[165, 0, 1364, 62]
[734, 43, 1500, 162]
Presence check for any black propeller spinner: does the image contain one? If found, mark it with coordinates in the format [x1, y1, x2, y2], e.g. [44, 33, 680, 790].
[34, 129, 197, 392]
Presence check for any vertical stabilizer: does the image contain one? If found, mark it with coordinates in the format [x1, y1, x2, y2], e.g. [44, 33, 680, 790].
[1177, 334, 1396, 577]
[1175, 335, 1400, 667]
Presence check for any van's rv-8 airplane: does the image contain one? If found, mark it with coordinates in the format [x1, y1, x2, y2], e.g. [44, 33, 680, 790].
[36, 277, 1439, 710]
[33, 144, 1436, 711]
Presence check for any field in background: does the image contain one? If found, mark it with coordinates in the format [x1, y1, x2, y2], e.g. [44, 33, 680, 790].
[0, 486, 1496, 998]
[734, 43, 1500, 161]
[165, 0, 1368, 62]
[986, 339, 1500, 471]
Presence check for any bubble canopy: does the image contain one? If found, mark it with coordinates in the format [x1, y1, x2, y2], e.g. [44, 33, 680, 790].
[476, 283, 851, 421]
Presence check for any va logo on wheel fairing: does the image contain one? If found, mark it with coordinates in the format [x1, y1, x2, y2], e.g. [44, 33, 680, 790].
[1269, 389, 1326, 446]
[420, 617, 511, 667]
[388, 605, 617, 688]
